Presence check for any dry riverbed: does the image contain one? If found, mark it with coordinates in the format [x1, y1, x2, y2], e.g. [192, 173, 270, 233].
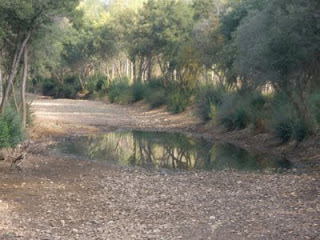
[0, 97, 319, 239]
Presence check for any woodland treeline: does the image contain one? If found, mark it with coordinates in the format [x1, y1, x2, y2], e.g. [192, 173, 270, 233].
[0, 0, 319, 146]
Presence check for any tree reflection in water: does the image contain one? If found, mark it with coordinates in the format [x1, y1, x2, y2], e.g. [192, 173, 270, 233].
[57, 131, 291, 171]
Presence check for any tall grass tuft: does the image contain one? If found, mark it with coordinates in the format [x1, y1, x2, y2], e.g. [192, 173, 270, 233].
[195, 85, 224, 121]
[0, 107, 24, 148]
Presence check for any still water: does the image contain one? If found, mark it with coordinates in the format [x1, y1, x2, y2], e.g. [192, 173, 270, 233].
[53, 131, 291, 171]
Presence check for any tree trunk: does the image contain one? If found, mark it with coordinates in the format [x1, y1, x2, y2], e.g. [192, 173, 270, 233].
[111, 64, 115, 80]
[11, 84, 19, 112]
[0, 69, 2, 104]
[131, 61, 134, 82]
[147, 55, 152, 80]
[138, 57, 144, 82]
[133, 58, 137, 82]
[126, 58, 129, 78]
[21, 45, 28, 129]
[0, 32, 31, 113]
[204, 67, 208, 86]
[78, 75, 85, 92]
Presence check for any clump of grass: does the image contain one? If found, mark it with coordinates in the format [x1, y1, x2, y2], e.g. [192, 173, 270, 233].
[195, 84, 224, 121]
[145, 87, 167, 108]
[85, 74, 109, 93]
[216, 92, 268, 131]
[167, 91, 191, 114]
[108, 80, 132, 104]
[270, 93, 312, 143]
[0, 106, 24, 148]
[42, 76, 81, 99]
[131, 82, 146, 102]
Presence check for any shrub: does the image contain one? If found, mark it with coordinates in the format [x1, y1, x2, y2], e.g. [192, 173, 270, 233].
[216, 94, 250, 130]
[269, 96, 295, 142]
[41, 76, 81, 99]
[108, 80, 133, 104]
[0, 120, 10, 148]
[167, 91, 191, 113]
[131, 82, 146, 102]
[292, 120, 309, 142]
[42, 79, 56, 96]
[216, 92, 267, 131]
[85, 74, 109, 93]
[0, 107, 24, 148]
[145, 87, 167, 109]
[147, 78, 164, 89]
[307, 92, 320, 125]
[269, 93, 314, 142]
[195, 85, 224, 121]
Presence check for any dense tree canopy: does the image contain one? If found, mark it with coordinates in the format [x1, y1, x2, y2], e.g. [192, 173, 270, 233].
[0, 0, 319, 139]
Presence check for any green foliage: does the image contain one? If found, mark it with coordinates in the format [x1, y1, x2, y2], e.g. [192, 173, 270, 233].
[269, 93, 312, 142]
[41, 77, 81, 99]
[42, 79, 56, 96]
[292, 121, 310, 143]
[85, 74, 109, 93]
[307, 92, 320, 125]
[0, 107, 24, 148]
[0, 120, 10, 148]
[195, 85, 224, 121]
[270, 102, 295, 143]
[131, 82, 146, 102]
[108, 80, 132, 104]
[216, 92, 267, 131]
[167, 91, 191, 114]
[145, 88, 167, 109]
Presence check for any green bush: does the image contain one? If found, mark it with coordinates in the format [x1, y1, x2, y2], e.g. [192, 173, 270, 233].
[85, 74, 109, 93]
[145, 87, 167, 109]
[147, 78, 164, 89]
[131, 82, 146, 102]
[0, 120, 10, 148]
[292, 120, 309, 142]
[269, 96, 295, 142]
[216, 92, 267, 131]
[307, 92, 320, 125]
[195, 85, 224, 121]
[269, 93, 314, 142]
[216, 94, 249, 130]
[167, 91, 191, 113]
[108, 80, 133, 104]
[42, 79, 55, 96]
[0, 107, 24, 148]
[41, 76, 81, 99]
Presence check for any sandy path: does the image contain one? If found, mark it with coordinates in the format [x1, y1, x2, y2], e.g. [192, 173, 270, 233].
[0, 97, 319, 240]
[31, 98, 199, 136]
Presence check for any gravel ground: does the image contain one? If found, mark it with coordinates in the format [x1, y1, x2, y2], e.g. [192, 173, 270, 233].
[0, 97, 319, 240]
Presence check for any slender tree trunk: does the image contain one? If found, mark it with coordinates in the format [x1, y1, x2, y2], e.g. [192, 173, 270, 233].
[138, 57, 143, 82]
[0, 69, 2, 104]
[204, 67, 208, 86]
[147, 55, 152, 80]
[21, 45, 28, 129]
[0, 32, 31, 113]
[130, 61, 134, 82]
[12, 84, 19, 112]
[133, 58, 137, 82]
[78, 74, 85, 92]
[106, 65, 110, 79]
[126, 59, 129, 78]
[112, 64, 115, 80]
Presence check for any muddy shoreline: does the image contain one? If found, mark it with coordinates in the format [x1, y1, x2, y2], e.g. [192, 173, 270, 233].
[31, 97, 320, 172]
